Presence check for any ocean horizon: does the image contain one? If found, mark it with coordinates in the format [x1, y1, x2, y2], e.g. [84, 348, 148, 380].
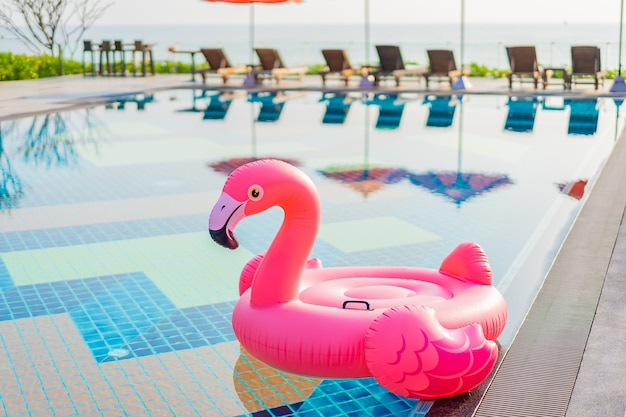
[1, 22, 623, 70]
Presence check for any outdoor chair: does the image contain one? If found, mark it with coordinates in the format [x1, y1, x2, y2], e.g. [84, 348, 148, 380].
[82, 40, 100, 76]
[253, 48, 307, 85]
[372, 45, 428, 86]
[98, 40, 113, 76]
[197, 48, 249, 84]
[424, 50, 468, 88]
[564, 46, 606, 90]
[319, 49, 363, 86]
[113, 40, 131, 76]
[506, 46, 545, 90]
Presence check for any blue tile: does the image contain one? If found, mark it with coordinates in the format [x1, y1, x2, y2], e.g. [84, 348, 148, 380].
[0, 214, 204, 253]
[68, 272, 176, 362]
[295, 379, 416, 417]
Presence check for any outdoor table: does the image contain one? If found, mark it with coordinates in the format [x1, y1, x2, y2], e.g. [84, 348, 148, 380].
[543, 67, 568, 89]
[169, 48, 201, 82]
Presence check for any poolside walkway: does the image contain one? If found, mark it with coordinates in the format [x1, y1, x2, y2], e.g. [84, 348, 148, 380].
[1, 74, 624, 417]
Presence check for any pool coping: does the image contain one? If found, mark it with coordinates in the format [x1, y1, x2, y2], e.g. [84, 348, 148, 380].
[475, 112, 626, 416]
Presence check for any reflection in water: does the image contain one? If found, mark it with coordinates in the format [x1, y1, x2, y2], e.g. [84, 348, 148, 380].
[233, 347, 321, 413]
[556, 179, 588, 200]
[504, 96, 540, 133]
[615, 98, 624, 142]
[319, 166, 408, 196]
[408, 171, 513, 206]
[424, 95, 457, 128]
[0, 109, 104, 210]
[318, 105, 408, 197]
[319, 93, 353, 125]
[566, 98, 599, 136]
[542, 96, 566, 111]
[410, 100, 514, 206]
[20, 113, 81, 168]
[104, 93, 155, 111]
[203, 92, 235, 120]
[249, 92, 283, 123]
[0, 122, 24, 210]
[175, 89, 206, 113]
[209, 157, 301, 176]
[247, 92, 306, 123]
[363, 93, 407, 130]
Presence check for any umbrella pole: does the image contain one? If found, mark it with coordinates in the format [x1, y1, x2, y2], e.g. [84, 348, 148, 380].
[249, 3, 255, 65]
[460, 0, 465, 67]
[617, 0, 624, 77]
[452, 0, 471, 90]
[364, 0, 370, 66]
[611, 0, 626, 91]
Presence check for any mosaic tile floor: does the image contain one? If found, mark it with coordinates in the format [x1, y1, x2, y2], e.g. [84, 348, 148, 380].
[0, 90, 621, 416]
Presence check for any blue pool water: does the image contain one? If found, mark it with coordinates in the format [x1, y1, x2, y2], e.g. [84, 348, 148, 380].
[0, 89, 621, 416]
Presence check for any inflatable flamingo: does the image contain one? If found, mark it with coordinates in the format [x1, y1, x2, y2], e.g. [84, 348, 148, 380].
[209, 159, 507, 400]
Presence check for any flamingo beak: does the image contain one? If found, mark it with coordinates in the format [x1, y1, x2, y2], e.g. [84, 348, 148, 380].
[209, 192, 245, 250]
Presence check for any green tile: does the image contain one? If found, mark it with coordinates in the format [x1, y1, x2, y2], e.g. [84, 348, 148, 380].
[3, 232, 253, 308]
[318, 216, 440, 253]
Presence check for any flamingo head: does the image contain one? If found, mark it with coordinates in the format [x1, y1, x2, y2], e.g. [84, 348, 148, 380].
[208, 159, 318, 250]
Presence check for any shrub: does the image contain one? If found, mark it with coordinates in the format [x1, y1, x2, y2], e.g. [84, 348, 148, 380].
[0, 52, 86, 80]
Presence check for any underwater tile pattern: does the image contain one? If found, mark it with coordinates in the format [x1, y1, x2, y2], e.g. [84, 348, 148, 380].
[0, 90, 619, 416]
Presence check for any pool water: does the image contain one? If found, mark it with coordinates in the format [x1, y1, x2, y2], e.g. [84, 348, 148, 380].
[0, 89, 621, 416]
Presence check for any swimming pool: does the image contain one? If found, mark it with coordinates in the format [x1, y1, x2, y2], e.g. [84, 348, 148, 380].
[0, 89, 620, 416]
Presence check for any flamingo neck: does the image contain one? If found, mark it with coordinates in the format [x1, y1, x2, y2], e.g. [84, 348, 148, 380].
[250, 183, 320, 307]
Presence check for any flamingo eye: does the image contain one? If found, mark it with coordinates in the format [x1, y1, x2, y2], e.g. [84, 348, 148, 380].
[248, 185, 263, 201]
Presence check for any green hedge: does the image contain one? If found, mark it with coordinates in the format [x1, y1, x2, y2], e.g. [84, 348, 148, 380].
[0, 52, 619, 81]
[0, 52, 83, 80]
[0, 52, 200, 80]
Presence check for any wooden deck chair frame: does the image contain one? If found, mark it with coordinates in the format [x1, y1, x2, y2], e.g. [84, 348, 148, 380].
[197, 48, 248, 84]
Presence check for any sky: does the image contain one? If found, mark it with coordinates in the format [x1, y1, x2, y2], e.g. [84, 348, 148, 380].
[95, 0, 623, 26]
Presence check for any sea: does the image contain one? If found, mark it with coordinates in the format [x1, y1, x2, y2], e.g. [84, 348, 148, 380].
[0, 23, 622, 70]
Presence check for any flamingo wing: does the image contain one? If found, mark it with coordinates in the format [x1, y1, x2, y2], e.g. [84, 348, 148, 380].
[364, 305, 498, 400]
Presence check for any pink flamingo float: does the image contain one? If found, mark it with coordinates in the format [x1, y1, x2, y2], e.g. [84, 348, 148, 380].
[209, 159, 507, 399]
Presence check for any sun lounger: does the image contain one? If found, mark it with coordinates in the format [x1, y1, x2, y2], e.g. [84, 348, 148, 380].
[372, 45, 428, 86]
[197, 48, 249, 84]
[319, 49, 363, 86]
[564, 46, 606, 90]
[424, 50, 468, 88]
[253, 48, 307, 85]
[506, 46, 545, 90]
